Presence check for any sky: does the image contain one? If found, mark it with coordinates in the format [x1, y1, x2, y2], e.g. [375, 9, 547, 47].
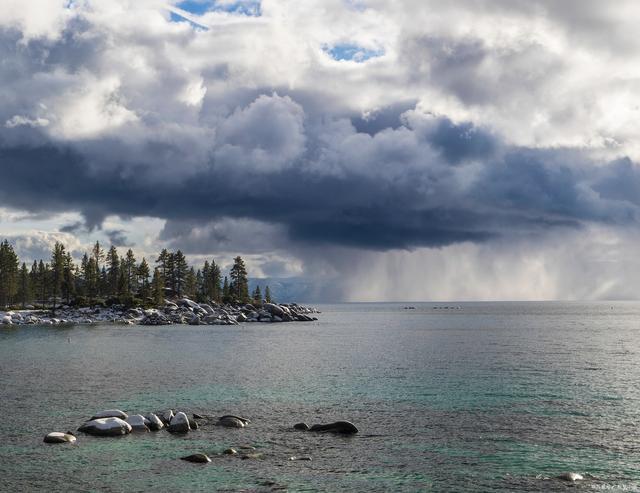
[1, 0, 640, 301]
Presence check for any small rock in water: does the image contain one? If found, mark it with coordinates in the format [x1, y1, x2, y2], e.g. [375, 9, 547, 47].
[187, 416, 199, 430]
[90, 409, 128, 420]
[293, 422, 309, 431]
[167, 412, 190, 433]
[192, 413, 205, 420]
[43, 432, 76, 444]
[216, 415, 249, 428]
[181, 453, 211, 464]
[289, 456, 312, 461]
[223, 448, 238, 455]
[557, 472, 584, 482]
[308, 421, 358, 434]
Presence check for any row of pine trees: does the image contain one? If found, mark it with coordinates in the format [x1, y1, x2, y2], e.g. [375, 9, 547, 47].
[0, 240, 272, 310]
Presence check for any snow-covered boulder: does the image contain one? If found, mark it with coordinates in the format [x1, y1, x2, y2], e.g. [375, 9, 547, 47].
[78, 417, 132, 436]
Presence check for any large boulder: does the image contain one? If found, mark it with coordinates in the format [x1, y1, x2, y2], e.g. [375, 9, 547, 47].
[78, 417, 132, 437]
[145, 413, 164, 431]
[263, 303, 284, 317]
[309, 421, 358, 434]
[125, 414, 150, 432]
[90, 409, 128, 420]
[167, 412, 191, 433]
[44, 432, 76, 444]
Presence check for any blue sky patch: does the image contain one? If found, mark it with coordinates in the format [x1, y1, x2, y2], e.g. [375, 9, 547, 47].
[175, 0, 262, 17]
[324, 43, 384, 62]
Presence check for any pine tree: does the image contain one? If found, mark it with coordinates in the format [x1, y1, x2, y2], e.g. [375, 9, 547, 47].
[37, 260, 48, 309]
[229, 256, 249, 302]
[252, 285, 262, 304]
[62, 252, 75, 305]
[222, 276, 230, 303]
[265, 285, 272, 303]
[17, 262, 30, 308]
[152, 267, 164, 305]
[185, 267, 197, 299]
[92, 241, 104, 297]
[124, 249, 137, 296]
[105, 246, 120, 296]
[50, 242, 66, 310]
[210, 260, 222, 302]
[173, 250, 189, 297]
[0, 240, 19, 308]
[137, 258, 150, 300]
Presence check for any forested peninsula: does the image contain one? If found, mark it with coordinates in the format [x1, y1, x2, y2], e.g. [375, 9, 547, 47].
[0, 240, 318, 326]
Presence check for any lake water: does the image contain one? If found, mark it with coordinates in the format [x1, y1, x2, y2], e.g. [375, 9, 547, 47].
[1, 302, 639, 492]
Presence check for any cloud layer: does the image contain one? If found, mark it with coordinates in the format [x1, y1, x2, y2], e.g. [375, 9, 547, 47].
[1, 0, 640, 299]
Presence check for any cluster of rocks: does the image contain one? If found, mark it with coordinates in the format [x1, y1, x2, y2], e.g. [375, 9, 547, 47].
[44, 408, 252, 443]
[44, 407, 359, 466]
[1, 298, 319, 326]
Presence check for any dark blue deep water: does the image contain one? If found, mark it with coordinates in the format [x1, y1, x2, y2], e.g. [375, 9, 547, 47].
[1, 302, 640, 492]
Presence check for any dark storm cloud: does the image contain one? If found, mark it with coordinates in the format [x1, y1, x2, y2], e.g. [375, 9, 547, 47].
[0, 118, 638, 252]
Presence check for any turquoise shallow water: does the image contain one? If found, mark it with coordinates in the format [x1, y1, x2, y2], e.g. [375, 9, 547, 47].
[1, 302, 640, 492]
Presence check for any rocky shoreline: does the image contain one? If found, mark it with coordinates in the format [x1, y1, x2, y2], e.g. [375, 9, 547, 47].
[0, 298, 319, 326]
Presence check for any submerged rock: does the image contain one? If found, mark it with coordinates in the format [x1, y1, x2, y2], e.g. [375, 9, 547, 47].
[293, 422, 310, 431]
[309, 421, 358, 434]
[215, 415, 250, 428]
[557, 472, 584, 482]
[78, 417, 132, 437]
[90, 409, 128, 420]
[223, 448, 238, 455]
[167, 412, 191, 433]
[43, 432, 76, 444]
[181, 453, 211, 463]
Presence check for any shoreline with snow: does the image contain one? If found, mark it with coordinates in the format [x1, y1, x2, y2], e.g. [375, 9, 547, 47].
[0, 298, 319, 326]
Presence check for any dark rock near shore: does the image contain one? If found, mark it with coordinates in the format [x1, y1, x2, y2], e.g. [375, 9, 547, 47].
[215, 416, 248, 428]
[293, 422, 310, 431]
[309, 421, 358, 434]
[145, 413, 164, 431]
[181, 453, 211, 463]
[44, 432, 76, 444]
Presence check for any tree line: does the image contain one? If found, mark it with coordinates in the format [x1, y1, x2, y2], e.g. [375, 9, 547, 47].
[0, 240, 273, 310]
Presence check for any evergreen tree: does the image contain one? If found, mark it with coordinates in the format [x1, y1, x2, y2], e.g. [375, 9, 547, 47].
[105, 246, 120, 296]
[124, 249, 137, 296]
[185, 267, 197, 299]
[37, 260, 49, 309]
[50, 242, 66, 310]
[137, 258, 151, 299]
[252, 285, 262, 304]
[173, 250, 189, 297]
[210, 260, 222, 302]
[0, 240, 19, 308]
[62, 252, 75, 305]
[229, 256, 249, 302]
[222, 276, 230, 303]
[265, 285, 273, 303]
[17, 262, 30, 308]
[151, 267, 164, 305]
[92, 241, 104, 297]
